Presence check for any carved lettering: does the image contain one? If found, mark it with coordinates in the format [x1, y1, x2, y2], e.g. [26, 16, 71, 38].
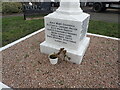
[46, 21, 78, 44]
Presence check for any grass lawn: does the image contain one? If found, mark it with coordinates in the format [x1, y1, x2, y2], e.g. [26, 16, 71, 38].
[2, 16, 44, 46]
[2, 16, 119, 47]
[89, 20, 119, 38]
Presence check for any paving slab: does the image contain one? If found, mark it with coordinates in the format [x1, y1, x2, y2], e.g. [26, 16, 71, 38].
[0, 31, 119, 88]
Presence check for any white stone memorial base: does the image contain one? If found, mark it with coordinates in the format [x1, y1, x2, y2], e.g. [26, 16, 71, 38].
[40, 37, 90, 64]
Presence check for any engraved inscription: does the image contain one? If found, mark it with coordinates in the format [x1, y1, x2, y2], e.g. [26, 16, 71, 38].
[80, 17, 89, 40]
[46, 21, 78, 44]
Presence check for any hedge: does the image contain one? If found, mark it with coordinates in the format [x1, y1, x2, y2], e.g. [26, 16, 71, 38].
[2, 2, 22, 14]
[0, 1, 2, 12]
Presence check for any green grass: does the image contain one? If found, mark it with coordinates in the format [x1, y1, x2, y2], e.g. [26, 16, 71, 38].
[2, 16, 119, 47]
[0, 17, 2, 47]
[88, 20, 119, 38]
[2, 16, 44, 46]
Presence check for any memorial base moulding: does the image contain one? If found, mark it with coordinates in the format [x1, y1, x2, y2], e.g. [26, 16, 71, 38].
[40, 37, 90, 64]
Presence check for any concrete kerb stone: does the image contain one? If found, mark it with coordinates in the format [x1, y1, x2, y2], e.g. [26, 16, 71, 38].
[0, 82, 11, 89]
[0, 28, 119, 52]
[0, 28, 45, 52]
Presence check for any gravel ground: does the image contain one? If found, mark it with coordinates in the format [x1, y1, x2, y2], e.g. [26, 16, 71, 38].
[1, 31, 119, 88]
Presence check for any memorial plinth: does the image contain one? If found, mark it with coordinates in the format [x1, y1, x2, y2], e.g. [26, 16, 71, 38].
[40, 0, 90, 64]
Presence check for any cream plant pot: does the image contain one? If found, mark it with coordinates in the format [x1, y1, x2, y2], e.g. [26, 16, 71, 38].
[49, 54, 58, 65]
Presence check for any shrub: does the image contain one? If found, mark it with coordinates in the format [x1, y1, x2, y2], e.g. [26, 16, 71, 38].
[2, 2, 22, 14]
[0, 1, 2, 12]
